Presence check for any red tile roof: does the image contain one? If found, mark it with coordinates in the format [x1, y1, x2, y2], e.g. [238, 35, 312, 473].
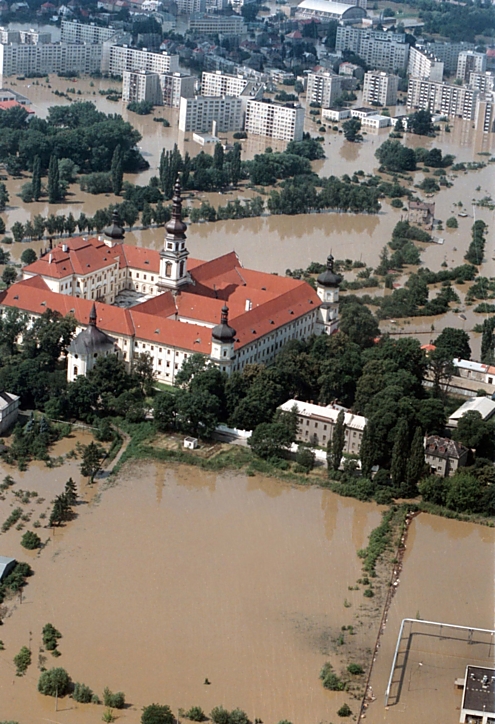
[0, 100, 35, 113]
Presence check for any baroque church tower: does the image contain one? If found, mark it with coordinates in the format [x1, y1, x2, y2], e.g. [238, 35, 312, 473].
[158, 178, 189, 291]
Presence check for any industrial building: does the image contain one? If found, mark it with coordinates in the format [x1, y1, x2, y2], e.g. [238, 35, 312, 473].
[295, 0, 367, 22]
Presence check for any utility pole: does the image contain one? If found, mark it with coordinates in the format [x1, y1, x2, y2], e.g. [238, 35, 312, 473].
[55, 684, 58, 712]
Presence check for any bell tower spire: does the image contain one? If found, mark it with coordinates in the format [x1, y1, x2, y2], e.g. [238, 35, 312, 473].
[158, 177, 189, 291]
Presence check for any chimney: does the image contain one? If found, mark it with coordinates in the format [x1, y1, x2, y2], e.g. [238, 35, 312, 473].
[48, 253, 52, 264]
[245, 299, 252, 311]
[62, 244, 68, 252]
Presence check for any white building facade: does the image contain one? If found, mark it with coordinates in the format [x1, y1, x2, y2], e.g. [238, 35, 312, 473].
[362, 70, 398, 106]
[0, 41, 102, 76]
[179, 95, 243, 132]
[245, 100, 305, 141]
[306, 71, 344, 108]
[101, 44, 179, 76]
[408, 45, 444, 82]
[407, 78, 478, 120]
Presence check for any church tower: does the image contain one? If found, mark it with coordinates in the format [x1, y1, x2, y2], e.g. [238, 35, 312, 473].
[315, 254, 342, 335]
[158, 178, 189, 291]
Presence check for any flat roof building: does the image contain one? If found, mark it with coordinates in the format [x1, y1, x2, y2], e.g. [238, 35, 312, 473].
[407, 78, 478, 120]
[408, 45, 444, 82]
[245, 99, 305, 141]
[101, 44, 179, 76]
[306, 71, 343, 108]
[187, 13, 245, 35]
[0, 556, 16, 582]
[179, 95, 243, 133]
[448, 397, 495, 428]
[460, 666, 495, 724]
[457, 50, 487, 83]
[61, 20, 121, 45]
[363, 70, 398, 106]
[336, 26, 409, 73]
[0, 41, 102, 77]
[296, 0, 367, 22]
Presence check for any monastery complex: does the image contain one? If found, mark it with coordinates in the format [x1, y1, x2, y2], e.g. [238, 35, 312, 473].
[0, 181, 341, 384]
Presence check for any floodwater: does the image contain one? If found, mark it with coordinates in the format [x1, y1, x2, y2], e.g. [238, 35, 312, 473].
[364, 514, 495, 724]
[0, 459, 385, 723]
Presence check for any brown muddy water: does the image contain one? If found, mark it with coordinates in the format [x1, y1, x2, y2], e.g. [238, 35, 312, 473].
[364, 514, 495, 724]
[0, 459, 387, 724]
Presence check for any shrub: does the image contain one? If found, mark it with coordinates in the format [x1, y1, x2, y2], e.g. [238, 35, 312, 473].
[210, 707, 230, 724]
[319, 662, 345, 691]
[141, 704, 175, 724]
[103, 688, 125, 709]
[230, 710, 249, 724]
[73, 682, 93, 703]
[38, 667, 71, 696]
[21, 530, 41, 549]
[185, 707, 206, 722]
[446, 216, 458, 228]
[347, 663, 364, 675]
[127, 100, 154, 115]
[296, 447, 315, 473]
[364, 588, 374, 597]
[337, 704, 352, 717]
[391, 198, 403, 208]
[13, 646, 31, 675]
[42, 623, 62, 651]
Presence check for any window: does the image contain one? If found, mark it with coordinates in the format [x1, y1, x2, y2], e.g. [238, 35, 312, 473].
[73, 366, 78, 376]
[165, 262, 172, 278]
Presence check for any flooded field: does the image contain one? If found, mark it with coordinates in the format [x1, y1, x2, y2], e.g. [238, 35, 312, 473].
[0, 459, 383, 723]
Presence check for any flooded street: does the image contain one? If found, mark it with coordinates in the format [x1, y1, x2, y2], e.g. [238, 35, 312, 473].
[0, 460, 382, 723]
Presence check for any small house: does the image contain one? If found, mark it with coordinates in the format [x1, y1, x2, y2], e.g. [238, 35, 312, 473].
[0, 556, 16, 582]
[408, 200, 435, 229]
[424, 435, 468, 477]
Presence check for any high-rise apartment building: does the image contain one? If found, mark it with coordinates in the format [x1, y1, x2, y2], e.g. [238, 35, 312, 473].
[362, 71, 398, 106]
[101, 44, 179, 76]
[176, 0, 206, 13]
[456, 50, 487, 82]
[187, 13, 245, 35]
[0, 41, 102, 77]
[61, 20, 122, 45]
[469, 71, 495, 94]
[408, 45, 443, 81]
[122, 70, 163, 105]
[420, 41, 475, 74]
[244, 99, 304, 141]
[201, 70, 260, 98]
[306, 71, 343, 108]
[161, 72, 196, 107]
[336, 27, 409, 72]
[179, 96, 243, 133]
[407, 78, 478, 120]
[474, 93, 495, 133]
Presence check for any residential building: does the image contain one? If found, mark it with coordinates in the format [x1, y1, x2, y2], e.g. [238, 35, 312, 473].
[408, 200, 434, 228]
[179, 95, 243, 133]
[122, 70, 163, 105]
[176, 0, 205, 12]
[0, 391, 20, 433]
[322, 107, 350, 121]
[187, 13, 245, 35]
[447, 397, 495, 428]
[101, 44, 179, 76]
[5, 184, 336, 384]
[278, 399, 366, 453]
[296, 0, 367, 23]
[19, 29, 51, 44]
[0, 27, 21, 43]
[475, 92, 495, 133]
[61, 20, 125, 45]
[306, 71, 344, 108]
[420, 40, 475, 75]
[424, 435, 468, 477]
[201, 70, 262, 99]
[362, 70, 398, 105]
[350, 106, 376, 119]
[407, 78, 478, 120]
[0, 41, 102, 77]
[453, 358, 495, 389]
[460, 666, 495, 724]
[408, 45, 444, 82]
[336, 26, 409, 73]
[456, 50, 487, 82]
[161, 72, 196, 107]
[469, 70, 495, 94]
[245, 99, 305, 141]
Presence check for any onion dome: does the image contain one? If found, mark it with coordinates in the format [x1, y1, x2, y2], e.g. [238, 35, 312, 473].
[317, 254, 342, 288]
[165, 177, 187, 239]
[103, 210, 125, 241]
[212, 305, 236, 342]
[68, 303, 116, 357]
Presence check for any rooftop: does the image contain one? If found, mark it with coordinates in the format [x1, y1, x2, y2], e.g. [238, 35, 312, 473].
[425, 435, 467, 460]
[449, 396, 495, 423]
[462, 666, 495, 715]
[279, 399, 367, 430]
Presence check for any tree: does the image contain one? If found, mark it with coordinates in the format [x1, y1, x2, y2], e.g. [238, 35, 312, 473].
[20, 248, 36, 265]
[405, 426, 425, 495]
[394, 117, 404, 133]
[47, 154, 61, 204]
[342, 118, 362, 142]
[375, 140, 417, 172]
[360, 422, 375, 479]
[2, 266, 18, 287]
[32, 155, 42, 201]
[407, 109, 434, 136]
[73, 682, 94, 703]
[390, 418, 409, 488]
[64, 478, 77, 506]
[103, 688, 125, 708]
[80, 442, 105, 483]
[142, 704, 175, 724]
[0, 182, 9, 211]
[141, 201, 153, 228]
[21, 530, 41, 549]
[49, 493, 71, 527]
[38, 668, 71, 697]
[481, 317, 495, 364]
[11, 221, 25, 243]
[296, 446, 315, 472]
[446, 472, 482, 513]
[213, 142, 224, 171]
[434, 327, 471, 360]
[453, 411, 495, 458]
[446, 216, 458, 229]
[331, 410, 346, 471]
[111, 145, 124, 196]
[230, 142, 242, 187]
[249, 420, 294, 460]
[339, 303, 379, 348]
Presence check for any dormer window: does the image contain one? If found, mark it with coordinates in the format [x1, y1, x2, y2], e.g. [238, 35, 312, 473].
[167, 243, 173, 250]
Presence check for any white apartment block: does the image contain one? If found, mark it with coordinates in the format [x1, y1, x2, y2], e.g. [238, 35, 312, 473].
[245, 100, 305, 141]
[0, 41, 102, 77]
[0, 28, 21, 44]
[363, 71, 398, 106]
[475, 93, 495, 133]
[19, 29, 51, 44]
[421, 41, 475, 75]
[179, 95, 243, 133]
[201, 70, 255, 97]
[123, 70, 163, 105]
[336, 26, 409, 72]
[306, 71, 343, 108]
[407, 78, 478, 120]
[101, 44, 179, 76]
[176, 0, 206, 12]
[187, 13, 245, 35]
[408, 45, 443, 82]
[456, 50, 487, 82]
[469, 71, 495, 94]
[61, 20, 121, 45]
[161, 72, 196, 107]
